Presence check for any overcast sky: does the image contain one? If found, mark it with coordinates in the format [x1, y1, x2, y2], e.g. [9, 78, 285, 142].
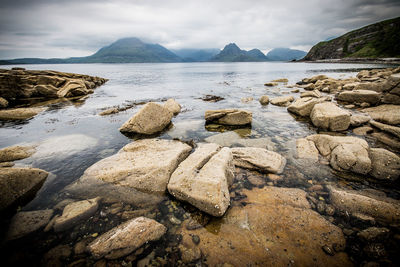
[0, 0, 399, 59]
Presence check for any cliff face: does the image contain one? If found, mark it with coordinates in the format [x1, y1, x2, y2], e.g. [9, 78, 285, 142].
[304, 17, 400, 60]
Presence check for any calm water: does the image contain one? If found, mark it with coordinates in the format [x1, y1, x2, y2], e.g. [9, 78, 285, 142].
[1, 62, 398, 265]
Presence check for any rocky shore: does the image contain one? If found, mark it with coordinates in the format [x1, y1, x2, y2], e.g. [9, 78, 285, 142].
[1, 66, 400, 266]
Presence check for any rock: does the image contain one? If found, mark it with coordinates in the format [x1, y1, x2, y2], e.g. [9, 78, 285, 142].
[357, 227, 390, 242]
[42, 245, 72, 266]
[382, 93, 400, 104]
[205, 109, 252, 126]
[342, 82, 360, 91]
[310, 102, 351, 131]
[360, 102, 370, 108]
[259, 95, 269, 105]
[370, 120, 400, 139]
[287, 96, 329, 116]
[350, 115, 371, 127]
[269, 95, 294, 106]
[0, 145, 36, 162]
[205, 131, 242, 147]
[88, 217, 166, 259]
[296, 138, 319, 162]
[328, 186, 400, 224]
[231, 147, 286, 174]
[372, 132, 400, 149]
[307, 134, 371, 174]
[362, 105, 400, 125]
[69, 139, 191, 194]
[178, 186, 350, 266]
[119, 102, 173, 134]
[168, 145, 234, 217]
[0, 107, 47, 120]
[57, 79, 92, 98]
[264, 82, 278, 86]
[7, 209, 53, 240]
[369, 148, 400, 181]
[164, 98, 181, 115]
[99, 108, 119, 116]
[0, 97, 8, 108]
[241, 97, 253, 103]
[271, 78, 288, 83]
[303, 74, 329, 84]
[336, 90, 381, 105]
[0, 167, 48, 211]
[0, 162, 14, 167]
[300, 90, 322, 98]
[233, 137, 276, 151]
[345, 104, 355, 109]
[179, 244, 202, 263]
[303, 83, 315, 90]
[353, 126, 373, 135]
[53, 197, 101, 232]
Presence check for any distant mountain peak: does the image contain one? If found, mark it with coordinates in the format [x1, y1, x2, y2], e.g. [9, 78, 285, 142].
[212, 43, 267, 62]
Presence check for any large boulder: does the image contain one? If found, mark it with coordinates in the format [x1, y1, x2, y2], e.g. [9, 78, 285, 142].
[0, 107, 47, 120]
[88, 217, 166, 259]
[287, 96, 329, 116]
[231, 147, 286, 174]
[307, 134, 371, 174]
[362, 105, 400, 125]
[205, 109, 252, 126]
[168, 144, 234, 217]
[336, 90, 381, 105]
[370, 120, 400, 139]
[310, 102, 351, 131]
[269, 95, 294, 106]
[0, 145, 36, 162]
[163, 98, 181, 115]
[0, 167, 48, 211]
[7, 209, 54, 240]
[119, 102, 173, 134]
[69, 139, 191, 194]
[369, 148, 400, 181]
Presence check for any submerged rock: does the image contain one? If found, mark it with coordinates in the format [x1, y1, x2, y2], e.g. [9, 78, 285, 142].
[204, 131, 276, 150]
[362, 105, 400, 125]
[119, 102, 173, 134]
[357, 227, 390, 242]
[310, 102, 351, 131]
[231, 147, 286, 174]
[287, 96, 328, 116]
[259, 95, 269, 105]
[163, 98, 181, 115]
[168, 145, 234, 217]
[88, 217, 166, 259]
[205, 109, 252, 126]
[53, 197, 101, 232]
[0, 145, 36, 162]
[296, 138, 319, 162]
[0, 107, 47, 120]
[269, 95, 294, 106]
[7, 209, 53, 240]
[0, 167, 48, 211]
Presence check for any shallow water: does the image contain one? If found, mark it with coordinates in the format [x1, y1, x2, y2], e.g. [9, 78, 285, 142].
[1, 62, 399, 265]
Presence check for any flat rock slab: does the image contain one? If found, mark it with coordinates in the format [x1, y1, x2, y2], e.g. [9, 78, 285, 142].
[178, 186, 350, 266]
[310, 102, 351, 131]
[54, 197, 101, 232]
[0, 167, 48, 211]
[7, 209, 53, 240]
[350, 114, 371, 127]
[0, 107, 47, 120]
[205, 131, 276, 150]
[205, 109, 252, 126]
[287, 96, 329, 116]
[296, 138, 319, 162]
[369, 148, 400, 181]
[0, 145, 36, 162]
[362, 105, 400, 125]
[370, 120, 400, 139]
[168, 145, 234, 217]
[269, 95, 294, 106]
[88, 216, 166, 259]
[336, 90, 381, 105]
[231, 147, 286, 174]
[119, 102, 173, 134]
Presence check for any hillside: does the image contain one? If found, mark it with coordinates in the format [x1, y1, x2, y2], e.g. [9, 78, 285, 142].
[304, 16, 400, 60]
[211, 43, 268, 62]
[266, 48, 307, 61]
[172, 48, 220, 62]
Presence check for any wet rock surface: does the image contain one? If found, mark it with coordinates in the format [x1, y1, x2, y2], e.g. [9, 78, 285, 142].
[7, 209, 54, 240]
[205, 109, 252, 125]
[0, 145, 36, 162]
[310, 102, 351, 131]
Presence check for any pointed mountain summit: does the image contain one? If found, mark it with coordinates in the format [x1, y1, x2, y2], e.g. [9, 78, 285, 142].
[211, 43, 267, 62]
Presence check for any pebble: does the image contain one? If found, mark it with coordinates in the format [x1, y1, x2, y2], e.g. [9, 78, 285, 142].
[322, 245, 335, 256]
[191, 234, 200, 245]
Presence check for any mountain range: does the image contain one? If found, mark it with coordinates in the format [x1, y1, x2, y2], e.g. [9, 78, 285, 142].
[0, 38, 306, 64]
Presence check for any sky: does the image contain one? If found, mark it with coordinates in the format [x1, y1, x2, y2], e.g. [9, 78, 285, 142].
[0, 0, 399, 59]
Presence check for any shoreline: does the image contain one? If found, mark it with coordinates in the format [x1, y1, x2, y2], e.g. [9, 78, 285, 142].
[300, 57, 400, 65]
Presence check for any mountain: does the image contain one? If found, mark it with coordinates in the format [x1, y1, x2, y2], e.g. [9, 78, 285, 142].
[304, 16, 400, 60]
[265, 48, 307, 61]
[0, 37, 182, 64]
[211, 43, 268, 62]
[172, 48, 220, 62]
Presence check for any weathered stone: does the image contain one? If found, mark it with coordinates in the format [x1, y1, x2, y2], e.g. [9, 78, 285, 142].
[54, 197, 101, 232]
[303, 83, 315, 90]
[270, 95, 294, 106]
[350, 115, 371, 127]
[205, 109, 252, 125]
[168, 145, 234, 217]
[342, 82, 360, 91]
[372, 132, 400, 149]
[287, 96, 328, 116]
[369, 148, 400, 181]
[0, 162, 14, 167]
[336, 90, 381, 105]
[241, 97, 253, 103]
[382, 93, 400, 104]
[271, 78, 288, 83]
[357, 227, 390, 242]
[353, 126, 373, 135]
[99, 108, 119, 116]
[362, 105, 400, 125]
[300, 90, 322, 98]
[163, 98, 181, 115]
[119, 102, 173, 134]
[296, 138, 319, 162]
[0, 97, 8, 108]
[370, 120, 400, 139]
[34, 84, 59, 97]
[57, 79, 92, 98]
[69, 139, 191, 194]
[310, 102, 351, 131]
[0, 145, 36, 162]
[7, 209, 53, 240]
[0, 107, 47, 120]
[264, 82, 278, 86]
[259, 95, 269, 105]
[231, 147, 286, 174]
[178, 186, 350, 266]
[88, 217, 166, 259]
[307, 134, 371, 174]
[0, 167, 48, 211]
[328, 186, 400, 224]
